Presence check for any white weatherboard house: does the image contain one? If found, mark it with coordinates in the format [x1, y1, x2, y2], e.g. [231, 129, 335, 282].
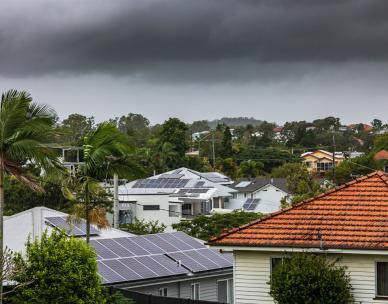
[93, 231, 233, 303]
[4, 207, 132, 253]
[117, 168, 236, 231]
[227, 178, 291, 213]
[210, 171, 388, 304]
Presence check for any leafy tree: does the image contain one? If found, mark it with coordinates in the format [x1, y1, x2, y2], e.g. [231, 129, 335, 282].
[269, 253, 353, 304]
[4, 177, 72, 216]
[59, 113, 95, 144]
[371, 118, 383, 130]
[0, 90, 61, 300]
[189, 120, 210, 133]
[238, 160, 264, 178]
[158, 118, 189, 168]
[220, 127, 233, 158]
[65, 122, 135, 243]
[326, 154, 378, 185]
[373, 133, 388, 152]
[120, 218, 166, 235]
[172, 211, 262, 241]
[184, 156, 213, 172]
[215, 158, 238, 179]
[104, 291, 134, 304]
[11, 231, 104, 303]
[272, 163, 322, 206]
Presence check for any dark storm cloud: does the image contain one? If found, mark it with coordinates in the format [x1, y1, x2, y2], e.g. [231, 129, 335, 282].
[1, 0, 388, 77]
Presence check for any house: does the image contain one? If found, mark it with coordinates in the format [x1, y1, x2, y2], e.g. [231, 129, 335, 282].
[94, 231, 233, 303]
[227, 178, 291, 213]
[6, 208, 233, 302]
[4, 207, 132, 254]
[272, 127, 283, 142]
[301, 149, 344, 173]
[209, 171, 388, 304]
[374, 150, 388, 173]
[117, 168, 236, 231]
[348, 123, 373, 133]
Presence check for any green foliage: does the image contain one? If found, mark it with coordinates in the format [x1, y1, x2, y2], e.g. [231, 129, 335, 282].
[272, 163, 322, 206]
[121, 218, 166, 235]
[220, 127, 233, 158]
[4, 177, 72, 216]
[104, 290, 135, 304]
[238, 160, 264, 178]
[326, 154, 378, 185]
[373, 134, 388, 152]
[172, 211, 262, 241]
[12, 231, 104, 304]
[216, 158, 238, 179]
[158, 118, 189, 168]
[269, 253, 353, 304]
[58, 113, 95, 144]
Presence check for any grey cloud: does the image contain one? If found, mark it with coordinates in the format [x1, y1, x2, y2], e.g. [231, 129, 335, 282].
[1, 0, 388, 78]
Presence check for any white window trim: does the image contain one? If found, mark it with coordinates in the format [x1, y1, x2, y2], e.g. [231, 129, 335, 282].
[217, 278, 233, 303]
[191, 283, 200, 300]
[375, 260, 388, 298]
[159, 287, 168, 297]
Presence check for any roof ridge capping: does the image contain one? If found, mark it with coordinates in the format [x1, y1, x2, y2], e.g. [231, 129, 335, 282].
[208, 170, 388, 245]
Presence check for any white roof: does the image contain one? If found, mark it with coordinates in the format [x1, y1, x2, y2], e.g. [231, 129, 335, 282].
[4, 207, 133, 253]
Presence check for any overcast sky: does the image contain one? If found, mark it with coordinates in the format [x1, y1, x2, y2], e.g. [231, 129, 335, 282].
[1, 0, 388, 125]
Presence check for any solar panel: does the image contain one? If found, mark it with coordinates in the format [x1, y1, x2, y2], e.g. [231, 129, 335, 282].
[120, 257, 157, 279]
[171, 232, 205, 249]
[45, 216, 99, 237]
[113, 238, 150, 256]
[142, 234, 179, 252]
[133, 178, 189, 189]
[96, 239, 134, 258]
[167, 251, 208, 272]
[194, 181, 206, 187]
[103, 259, 142, 281]
[97, 261, 125, 284]
[90, 240, 119, 259]
[159, 174, 184, 179]
[94, 232, 231, 284]
[242, 199, 260, 211]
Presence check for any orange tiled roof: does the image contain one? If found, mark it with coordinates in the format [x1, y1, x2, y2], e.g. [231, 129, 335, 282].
[209, 171, 388, 250]
[374, 150, 388, 161]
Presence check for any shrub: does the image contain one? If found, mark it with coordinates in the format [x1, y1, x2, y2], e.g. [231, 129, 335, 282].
[269, 253, 353, 304]
[11, 230, 104, 303]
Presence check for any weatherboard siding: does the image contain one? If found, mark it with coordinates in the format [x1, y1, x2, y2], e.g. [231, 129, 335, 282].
[129, 274, 232, 301]
[234, 250, 388, 304]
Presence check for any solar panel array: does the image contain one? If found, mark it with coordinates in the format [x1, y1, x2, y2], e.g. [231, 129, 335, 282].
[91, 232, 232, 284]
[159, 173, 184, 179]
[176, 188, 211, 195]
[133, 178, 189, 189]
[242, 198, 260, 211]
[194, 181, 206, 187]
[45, 216, 100, 237]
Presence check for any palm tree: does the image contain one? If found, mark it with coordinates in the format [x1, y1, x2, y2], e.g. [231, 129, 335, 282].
[0, 90, 59, 302]
[67, 122, 139, 243]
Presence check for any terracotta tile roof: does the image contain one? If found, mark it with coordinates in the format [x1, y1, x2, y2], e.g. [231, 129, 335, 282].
[209, 171, 388, 250]
[374, 150, 388, 161]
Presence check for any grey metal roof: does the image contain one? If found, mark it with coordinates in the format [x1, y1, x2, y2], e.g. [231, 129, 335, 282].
[230, 177, 290, 194]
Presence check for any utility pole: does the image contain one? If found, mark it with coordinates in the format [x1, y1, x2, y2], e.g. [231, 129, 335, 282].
[212, 131, 216, 169]
[113, 173, 119, 228]
[332, 132, 336, 185]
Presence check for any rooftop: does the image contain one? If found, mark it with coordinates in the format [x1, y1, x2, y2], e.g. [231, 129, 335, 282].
[209, 171, 388, 250]
[230, 177, 290, 194]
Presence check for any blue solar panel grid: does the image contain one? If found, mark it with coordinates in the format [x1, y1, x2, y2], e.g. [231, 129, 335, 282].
[45, 216, 99, 237]
[242, 198, 260, 211]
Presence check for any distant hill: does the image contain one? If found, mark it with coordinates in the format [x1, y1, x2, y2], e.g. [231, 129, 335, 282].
[207, 117, 264, 128]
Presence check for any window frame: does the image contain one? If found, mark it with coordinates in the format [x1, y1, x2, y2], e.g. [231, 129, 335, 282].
[217, 278, 233, 303]
[375, 261, 388, 298]
[270, 256, 287, 276]
[158, 287, 168, 297]
[143, 205, 160, 211]
[191, 282, 200, 300]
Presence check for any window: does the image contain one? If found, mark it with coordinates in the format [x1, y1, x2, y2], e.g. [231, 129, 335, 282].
[169, 205, 179, 217]
[182, 203, 192, 216]
[218, 279, 233, 303]
[159, 287, 168, 297]
[143, 205, 160, 211]
[191, 283, 200, 300]
[317, 162, 333, 171]
[305, 161, 312, 168]
[213, 199, 220, 209]
[376, 262, 388, 296]
[244, 193, 247, 198]
[271, 257, 284, 275]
